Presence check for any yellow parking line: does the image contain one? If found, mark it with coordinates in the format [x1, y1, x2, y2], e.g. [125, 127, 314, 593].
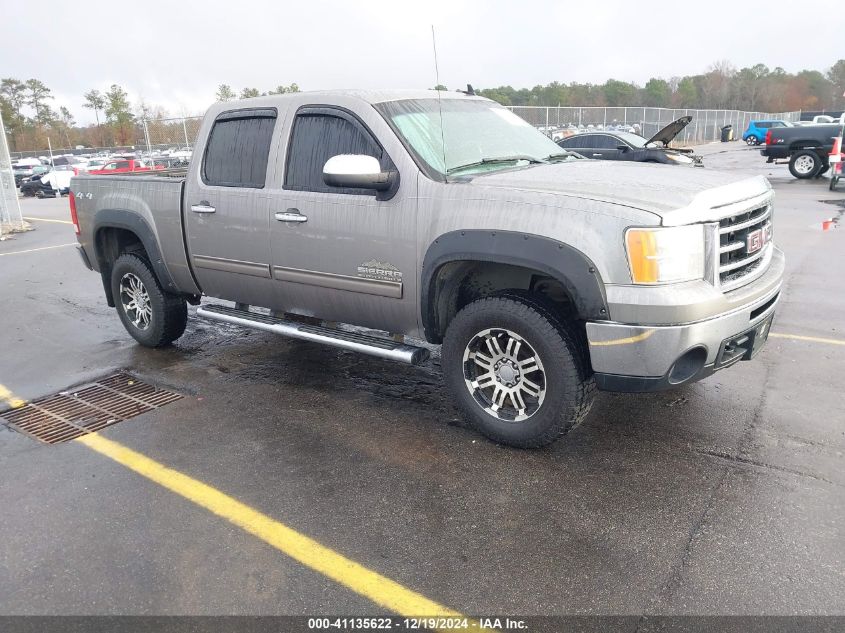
[75, 432, 470, 620]
[22, 216, 74, 225]
[770, 332, 845, 346]
[0, 243, 76, 256]
[0, 383, 26, 409]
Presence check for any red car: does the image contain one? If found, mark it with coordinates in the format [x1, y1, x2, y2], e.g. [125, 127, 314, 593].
[87, 159, 165, 175]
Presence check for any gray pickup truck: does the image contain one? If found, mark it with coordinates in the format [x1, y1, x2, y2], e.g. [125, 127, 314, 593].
[70, 90, 784, 448]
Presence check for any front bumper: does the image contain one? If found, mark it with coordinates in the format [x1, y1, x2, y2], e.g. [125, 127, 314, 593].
[587, 270, 782, 393]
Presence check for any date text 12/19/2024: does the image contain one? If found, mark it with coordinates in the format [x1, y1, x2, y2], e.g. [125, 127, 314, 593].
[307, 617, 529, 630]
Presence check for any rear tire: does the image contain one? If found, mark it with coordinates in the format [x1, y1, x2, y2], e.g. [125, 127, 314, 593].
[788, 150, 822, 179]
[111, 253, 187, 348]
[442, 293, 595, 448]
[746, 136, 758, 146]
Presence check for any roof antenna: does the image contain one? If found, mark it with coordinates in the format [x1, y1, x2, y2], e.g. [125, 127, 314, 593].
[431, 25, 448, 181]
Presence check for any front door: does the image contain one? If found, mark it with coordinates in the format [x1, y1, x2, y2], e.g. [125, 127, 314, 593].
[183, 108, 278, 306]
[267, 105, 417, 335]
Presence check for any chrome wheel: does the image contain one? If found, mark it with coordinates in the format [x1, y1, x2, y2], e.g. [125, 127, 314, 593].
[462, 328, 546, 422]
[794, 154, 816, 175]
[746, 136, 758, 146]
[119, 273, 152, 330]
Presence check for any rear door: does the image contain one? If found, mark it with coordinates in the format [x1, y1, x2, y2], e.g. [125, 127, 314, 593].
[587, 134, 624, 160]
[183, 107, 279, 305]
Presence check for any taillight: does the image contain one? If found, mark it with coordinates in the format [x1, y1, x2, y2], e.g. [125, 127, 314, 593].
[68, 192, 80, 235]
[764, 130, 773, 145]
[831, 137, 842, 157]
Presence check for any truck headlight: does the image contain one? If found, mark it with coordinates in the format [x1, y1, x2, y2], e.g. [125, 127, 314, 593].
[625, 225, 705, 284]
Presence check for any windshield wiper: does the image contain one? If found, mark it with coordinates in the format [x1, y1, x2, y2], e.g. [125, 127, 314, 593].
[545, 151, 580, 162]
[446, 155, 545, 175]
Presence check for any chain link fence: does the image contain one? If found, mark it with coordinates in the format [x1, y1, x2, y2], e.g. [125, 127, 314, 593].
[8, 107, 804, 164]
[0, 111, 25, 236]
[508, 106, 802, 144]
[141, 116, 203, 152]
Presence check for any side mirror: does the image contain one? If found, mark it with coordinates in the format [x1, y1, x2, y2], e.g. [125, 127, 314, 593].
[323, 154, 396, 192]
[616, 144, 629, 152]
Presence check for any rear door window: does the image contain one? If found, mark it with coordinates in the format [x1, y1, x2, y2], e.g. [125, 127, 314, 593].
[202, 109, 277, 188]
[589, 135, 618, 149]
[756, 122, 771, 129]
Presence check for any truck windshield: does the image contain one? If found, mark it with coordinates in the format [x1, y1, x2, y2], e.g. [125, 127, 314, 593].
[375, 98, 569, 178]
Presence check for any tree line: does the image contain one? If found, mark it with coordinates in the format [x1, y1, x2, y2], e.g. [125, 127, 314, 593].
[474, 60, 845, 113]
[3, 60, 844, 153]
[0, 80, 301, 153]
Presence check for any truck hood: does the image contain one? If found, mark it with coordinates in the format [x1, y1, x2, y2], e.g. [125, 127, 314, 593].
[469, 160, 771, 222]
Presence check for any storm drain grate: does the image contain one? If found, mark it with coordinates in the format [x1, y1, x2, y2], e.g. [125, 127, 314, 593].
[0, 373, 182, 444]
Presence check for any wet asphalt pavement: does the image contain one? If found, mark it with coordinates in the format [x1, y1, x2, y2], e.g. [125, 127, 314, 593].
[0, 143, 843, 619]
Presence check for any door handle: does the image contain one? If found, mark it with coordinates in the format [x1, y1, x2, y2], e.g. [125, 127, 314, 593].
[191, 202, 216, 214]
[275, 209, 308, 223]
[592, 153, 603, 157]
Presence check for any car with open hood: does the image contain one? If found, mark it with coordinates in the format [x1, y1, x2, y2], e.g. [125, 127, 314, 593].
[556, 116, 701, 166]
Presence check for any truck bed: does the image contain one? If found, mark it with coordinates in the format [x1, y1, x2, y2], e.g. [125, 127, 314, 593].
[70, 172, 201, 296]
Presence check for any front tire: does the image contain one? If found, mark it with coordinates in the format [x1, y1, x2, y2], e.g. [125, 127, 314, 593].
[442, 294, 595, 448]
[789, 150, 822, 179]
[111, 253, 187, 347]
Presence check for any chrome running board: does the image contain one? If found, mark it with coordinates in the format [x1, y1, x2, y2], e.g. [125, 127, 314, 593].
[197, 304, 430, 366]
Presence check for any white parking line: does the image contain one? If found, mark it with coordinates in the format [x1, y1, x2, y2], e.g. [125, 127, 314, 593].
[22, 216, 74, 225]
[0, 243, 76, 257]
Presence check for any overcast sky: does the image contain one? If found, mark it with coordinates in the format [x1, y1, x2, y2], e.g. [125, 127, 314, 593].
[1, 0, 840, 124]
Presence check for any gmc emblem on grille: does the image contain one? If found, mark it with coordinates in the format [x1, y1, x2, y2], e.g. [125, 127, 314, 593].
[746, 223, 772, 254]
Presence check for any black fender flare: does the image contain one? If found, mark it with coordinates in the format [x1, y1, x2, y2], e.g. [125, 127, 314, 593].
[93, 209, 180, 304]
[420, 230, 609, 342]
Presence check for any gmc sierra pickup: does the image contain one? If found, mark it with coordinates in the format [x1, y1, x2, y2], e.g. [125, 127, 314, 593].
[70, 90, 784, 448]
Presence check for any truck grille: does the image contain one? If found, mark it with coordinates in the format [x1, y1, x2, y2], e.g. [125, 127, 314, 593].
[718, 204, 772, 290]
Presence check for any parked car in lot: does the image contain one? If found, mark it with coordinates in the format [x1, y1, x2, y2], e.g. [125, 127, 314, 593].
[71, 90, 783, 448]
[556, 116, 701, 165]
[50, 155, 85, 168]
[20, 165, 76, 197]
[793, 114, 845, 126]
[86, 159, 165, 175]
[84, 158, 110, 171]
[742, 120, 792, 145]
[13, 164, 50, 187]
[760, 123, 842, 178]
[150, 156, 190, 169]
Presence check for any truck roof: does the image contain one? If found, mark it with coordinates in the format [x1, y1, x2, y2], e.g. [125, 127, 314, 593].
[211, 88, 489, 111]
